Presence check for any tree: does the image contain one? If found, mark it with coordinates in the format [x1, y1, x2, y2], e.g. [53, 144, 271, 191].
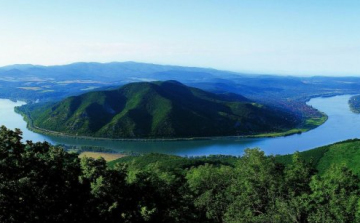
[0, 126, 87, 222]
[224, 149, 286, 222]
[307, 165, 360, 223]
[277, 152, 316, 222]
[186, 163, 234, 222]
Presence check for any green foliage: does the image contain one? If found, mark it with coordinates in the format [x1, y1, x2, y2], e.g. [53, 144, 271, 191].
[186, 164, 235, 222]
[0, 126, 194, 223]
[307, 165, 360, 223]
[0, 126, 87, 223]
[21, 81, 300, 138]
[284, 152, 315, 196]
[108, 153, 239, 175]
[2, 126, 360, 222]
[316, 140, 360, 175]
[224, 149, 286, 222]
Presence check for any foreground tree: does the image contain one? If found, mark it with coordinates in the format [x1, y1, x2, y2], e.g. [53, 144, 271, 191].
[277, 152, 316, 222]
[224, 149, 287, 222]
[0, 126, 87, 222]
[2, 126, 360, 222]
[186, 163, 235, 222]
[0, 126, 196, 223]
[307, 165, 360, 223]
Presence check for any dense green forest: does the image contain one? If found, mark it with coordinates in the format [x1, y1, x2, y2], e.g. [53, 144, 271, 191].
[1, 126, 360, 222]
[17, 81, 300, 138]
[349, 95, 360, 113]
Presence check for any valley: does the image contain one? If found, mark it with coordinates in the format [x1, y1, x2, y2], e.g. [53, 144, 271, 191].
[2, 63, 360, 156]
[2, 1, 360, 222]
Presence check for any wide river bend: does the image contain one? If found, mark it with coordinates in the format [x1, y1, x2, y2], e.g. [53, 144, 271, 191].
[0, 95, 359, 156]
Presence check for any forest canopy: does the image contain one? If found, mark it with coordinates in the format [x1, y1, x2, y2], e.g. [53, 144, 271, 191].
[1, 126, 360, 223]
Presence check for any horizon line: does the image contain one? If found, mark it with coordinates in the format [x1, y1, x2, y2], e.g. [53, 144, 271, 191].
[0, 60, 359, 78]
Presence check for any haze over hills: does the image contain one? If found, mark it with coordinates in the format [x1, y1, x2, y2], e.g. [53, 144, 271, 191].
[0, 62, 240, 81]
[20, 81, 300, 138]
[0, 62, 246, 102]
[2, 62, 360, 106]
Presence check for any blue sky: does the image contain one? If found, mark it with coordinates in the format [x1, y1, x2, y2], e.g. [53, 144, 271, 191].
[0, 0, 359, 76]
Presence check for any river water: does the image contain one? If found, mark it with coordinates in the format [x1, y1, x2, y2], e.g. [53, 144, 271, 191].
[0, 95, 359, 156]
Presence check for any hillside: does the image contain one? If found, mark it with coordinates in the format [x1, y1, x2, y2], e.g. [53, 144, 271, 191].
[275, 139, 360, 175]
[20, 80, 300, 138]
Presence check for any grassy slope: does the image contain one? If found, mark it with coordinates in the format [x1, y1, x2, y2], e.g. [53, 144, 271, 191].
[253, 114, 328, 137]
[22, 81, 300, 138]
[275, 139, 360, 175]
[79, 152, 126, 161]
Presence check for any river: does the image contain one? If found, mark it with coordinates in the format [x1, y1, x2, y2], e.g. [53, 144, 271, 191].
[0, 95, 359, 156]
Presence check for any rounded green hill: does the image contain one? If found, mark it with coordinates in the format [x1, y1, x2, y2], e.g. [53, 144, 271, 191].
[24, 81, 300, 138]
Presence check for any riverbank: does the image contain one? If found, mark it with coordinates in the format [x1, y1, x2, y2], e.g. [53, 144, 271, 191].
[2, 95, 358, 156]
[79, 152, 126, 161]
[251, 113, 328, 138]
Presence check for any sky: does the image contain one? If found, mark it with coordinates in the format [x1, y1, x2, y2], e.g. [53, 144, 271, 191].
[0, 0, 359, 76]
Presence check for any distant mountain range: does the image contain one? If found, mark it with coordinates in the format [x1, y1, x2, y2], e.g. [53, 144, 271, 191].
[21, 81, 299, 138]
[1, 61, 360, 106]
[0, 61, 241, 82]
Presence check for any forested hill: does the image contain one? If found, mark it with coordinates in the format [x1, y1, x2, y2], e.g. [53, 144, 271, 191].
[20, 80, 300, 138]
[1, 126, 360, 222]
[275, 138, 360, 175]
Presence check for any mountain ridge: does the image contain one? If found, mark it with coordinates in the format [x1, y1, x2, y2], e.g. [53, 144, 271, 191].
[0, 61, 242, 81]
[21, 80, 300, 138]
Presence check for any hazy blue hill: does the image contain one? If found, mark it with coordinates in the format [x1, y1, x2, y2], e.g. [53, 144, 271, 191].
[0, 62, 238, 81]
[0, 69, 28, 77]
[2, 61, 360, 112]
[24, 80, 299, 138]
[0, 64, 43, 71]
